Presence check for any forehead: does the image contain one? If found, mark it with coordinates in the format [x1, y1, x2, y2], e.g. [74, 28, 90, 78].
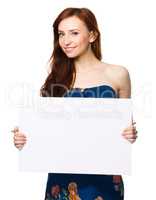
[58, 16, 87, 31]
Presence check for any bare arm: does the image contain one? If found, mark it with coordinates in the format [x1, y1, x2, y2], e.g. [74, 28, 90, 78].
[115, 65, 137, 143]
[116, 66, 131, 98]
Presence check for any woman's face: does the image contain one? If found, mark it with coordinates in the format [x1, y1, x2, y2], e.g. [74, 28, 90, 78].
[69, 189, 76, 195]
[58, 16, 94, 58]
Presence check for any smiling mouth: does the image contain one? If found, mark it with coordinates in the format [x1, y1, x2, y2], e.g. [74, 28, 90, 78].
[64, 47, 76, 51]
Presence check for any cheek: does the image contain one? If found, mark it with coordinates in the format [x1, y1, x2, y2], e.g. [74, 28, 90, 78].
[78, 35, 90, 48]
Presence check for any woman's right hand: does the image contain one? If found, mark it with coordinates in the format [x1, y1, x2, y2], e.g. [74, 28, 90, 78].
[12, 127, 27, 150]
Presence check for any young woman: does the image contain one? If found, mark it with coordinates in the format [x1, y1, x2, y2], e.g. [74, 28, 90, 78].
[13, 7, 137, 200]
[68, 182, 81, 200]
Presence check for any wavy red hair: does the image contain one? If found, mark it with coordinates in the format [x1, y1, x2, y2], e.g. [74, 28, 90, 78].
[40, 7, 102, 97]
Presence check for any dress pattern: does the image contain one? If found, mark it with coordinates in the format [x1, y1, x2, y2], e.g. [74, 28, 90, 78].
[45, 85, 124, 200]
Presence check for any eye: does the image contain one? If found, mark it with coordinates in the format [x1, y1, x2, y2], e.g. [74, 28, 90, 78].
[58, 32, 64, 37]
[71, 31, 79, 35]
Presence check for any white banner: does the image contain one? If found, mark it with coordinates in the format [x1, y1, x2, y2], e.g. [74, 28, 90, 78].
[18, 98, 132, 175]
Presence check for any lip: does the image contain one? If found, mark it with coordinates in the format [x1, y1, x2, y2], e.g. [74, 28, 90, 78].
[64, 46, 77, 51]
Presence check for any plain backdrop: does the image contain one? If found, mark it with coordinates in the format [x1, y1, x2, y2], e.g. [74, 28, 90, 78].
[0, 0, 155, 199]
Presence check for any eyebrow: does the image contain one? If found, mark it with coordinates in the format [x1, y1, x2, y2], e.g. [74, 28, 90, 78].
[58, 29, 80, 33]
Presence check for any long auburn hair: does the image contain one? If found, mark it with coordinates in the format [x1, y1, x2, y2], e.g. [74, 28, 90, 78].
[40, 7, 102, 97]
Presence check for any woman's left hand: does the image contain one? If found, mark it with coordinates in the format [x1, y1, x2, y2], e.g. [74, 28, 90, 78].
[122, 121, 138, 143]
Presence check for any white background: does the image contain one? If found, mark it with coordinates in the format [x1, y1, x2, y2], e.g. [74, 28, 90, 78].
[0, 0, 155, 199]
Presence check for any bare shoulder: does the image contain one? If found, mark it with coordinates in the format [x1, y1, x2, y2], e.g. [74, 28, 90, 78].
[102, 62, 131, 97]
[104, 63, 129, 78]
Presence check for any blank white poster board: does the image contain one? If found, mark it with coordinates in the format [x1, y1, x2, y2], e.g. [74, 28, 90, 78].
[18, 98, 132, 175]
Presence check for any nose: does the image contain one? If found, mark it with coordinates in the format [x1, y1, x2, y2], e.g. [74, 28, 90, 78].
[63, 35, 72, 46]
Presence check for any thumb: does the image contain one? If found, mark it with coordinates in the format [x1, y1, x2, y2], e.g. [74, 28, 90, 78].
[11, 126, 19, 133]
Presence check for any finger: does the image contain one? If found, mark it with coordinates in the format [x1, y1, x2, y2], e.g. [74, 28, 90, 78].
[124, 125, 136, 132]
[14, 141, 26, 145]
[123, 126, 136, 132]
[14, 137, 27, 142]
[122, 131, 137, 136]
[14, 133, 27, 138]
[11, 126, 19, 133]
[122, 131, 138, 137]
[122, 127, 137, 134]
[132, 121, 136, 125]
[127, 138, 137, 144]
[15, 143, 24, 147]
[123, 135, 138, 140]
[14, 139, 26, 144]
[15, 144, 24, 150]
[14, 138, 27, 143]
[14, 139, 27, 144]
[14, 135, 27, 139]
[121, 130, 137, 135]
[123, 133, 138, 138]
[132, 121, 136, 130]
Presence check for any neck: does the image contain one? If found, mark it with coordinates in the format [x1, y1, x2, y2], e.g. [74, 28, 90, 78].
[74, 48, 100, 73]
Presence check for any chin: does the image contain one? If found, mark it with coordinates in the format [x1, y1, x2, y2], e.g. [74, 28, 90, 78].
[65, 53, 79, 58]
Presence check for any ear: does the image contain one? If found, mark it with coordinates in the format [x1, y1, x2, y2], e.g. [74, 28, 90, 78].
[89, 31, 98, 43]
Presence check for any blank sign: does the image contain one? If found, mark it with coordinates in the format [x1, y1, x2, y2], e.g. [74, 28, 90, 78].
[18, 97, 132, 175]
